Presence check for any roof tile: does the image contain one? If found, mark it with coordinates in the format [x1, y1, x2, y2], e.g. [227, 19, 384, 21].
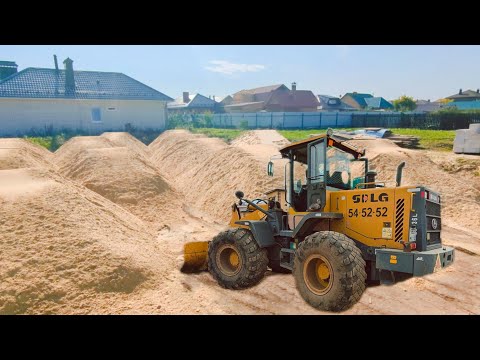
[0, 68, 172, 101]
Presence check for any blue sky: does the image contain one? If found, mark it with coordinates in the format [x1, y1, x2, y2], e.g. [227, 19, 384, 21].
[2, 45, 479, 101]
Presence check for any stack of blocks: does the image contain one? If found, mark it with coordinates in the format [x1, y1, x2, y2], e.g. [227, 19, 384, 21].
[453, 124, 480, 154]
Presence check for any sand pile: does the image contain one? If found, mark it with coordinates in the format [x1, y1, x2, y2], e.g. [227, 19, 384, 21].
[149, 130, 283, 222]
[101, 132, 150, 158]
[0, 138, 55, 170]
[231, 130, 290, 148]
[0, 167, 164, 314]
[56, 145, 177, 225]
[54, 136, 115, 169]
[348, 139, 480, 233]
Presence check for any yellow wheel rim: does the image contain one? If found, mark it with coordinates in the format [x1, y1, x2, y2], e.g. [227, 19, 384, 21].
[317, 262, 330, 280]
[216, 244, 242, 276]
[229, 252, 239, 267]
[303, 254, 334, 295]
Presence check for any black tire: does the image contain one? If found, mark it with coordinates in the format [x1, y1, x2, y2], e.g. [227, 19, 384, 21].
[293, 231, 366, 312]
[208, 228, 268, 290]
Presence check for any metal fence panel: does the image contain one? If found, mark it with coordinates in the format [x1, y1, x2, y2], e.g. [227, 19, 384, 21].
[210, 111, 479, 130]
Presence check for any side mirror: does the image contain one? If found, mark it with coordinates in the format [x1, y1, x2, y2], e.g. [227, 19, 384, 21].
[267, 161, 274, 177]
[235, 190, 244, 199]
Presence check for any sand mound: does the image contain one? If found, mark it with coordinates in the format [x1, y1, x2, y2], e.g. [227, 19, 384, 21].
[56, 145, 176, 224]
[54, 136, 115, 168]
[101, 132, 150, 158]
[347, 139, 480, 233]
[231, 130, 290, 148]
[0, 138, 55, 170]
[0, 167, 163, 314]
[149, 130, 283, 222]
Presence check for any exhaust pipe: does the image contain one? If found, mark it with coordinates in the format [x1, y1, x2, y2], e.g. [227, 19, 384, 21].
[396, 162, 406, 186]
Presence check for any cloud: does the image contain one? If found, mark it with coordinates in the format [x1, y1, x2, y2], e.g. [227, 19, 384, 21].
[205, 60, 266, 75]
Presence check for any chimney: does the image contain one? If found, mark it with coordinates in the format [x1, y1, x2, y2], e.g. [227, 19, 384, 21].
[183, 91, 189, 103]
[53, 55, 59, 71]
[0, 61, 18, 81]
[63, 57, 75, 95]
[291, 82, 297, 91]
[459, 88, 463, 95]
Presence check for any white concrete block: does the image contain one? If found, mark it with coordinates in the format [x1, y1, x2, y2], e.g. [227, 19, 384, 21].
[469, 123, 480, 134]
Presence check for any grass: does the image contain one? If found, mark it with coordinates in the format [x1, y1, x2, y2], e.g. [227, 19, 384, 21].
[185, 127, 456, 151]
[279, 128, 456, 151]
[25, 136, 53, 150]
[187, 128, 246, 142]
[388, 128, 455, 151]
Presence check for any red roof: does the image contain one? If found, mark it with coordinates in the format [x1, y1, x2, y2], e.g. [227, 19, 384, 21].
[266, 90, 319, 108]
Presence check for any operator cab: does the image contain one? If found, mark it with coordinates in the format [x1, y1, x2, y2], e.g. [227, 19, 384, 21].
[276, 132, 365, 213]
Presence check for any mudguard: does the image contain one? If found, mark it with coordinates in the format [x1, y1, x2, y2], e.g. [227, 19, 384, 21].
[234, 220, 276, 248]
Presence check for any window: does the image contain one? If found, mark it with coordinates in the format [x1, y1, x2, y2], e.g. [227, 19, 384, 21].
[309, 140, 325, 183]
[326, 147, 355, 190]
[91, 108, 102, 123]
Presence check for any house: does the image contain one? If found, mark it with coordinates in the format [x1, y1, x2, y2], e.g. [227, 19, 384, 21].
[0, 57, 172, 136]
[167, 92, 218, 114]
[218, 95, 233, 106]
[341, 92, 393, 110]
[446, 89, 480, 102]
[341, 92, 373, 109]
[317, 95, 355, 111]
[364, 97, 393, 110]
[445, 89, 480, 110]
[415, 99, 445, 113]
[224, 83, 319, 112]
[451, 101, 480, 110]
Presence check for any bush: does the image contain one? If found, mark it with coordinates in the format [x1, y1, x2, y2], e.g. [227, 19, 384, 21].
[239, 120, 249, 130]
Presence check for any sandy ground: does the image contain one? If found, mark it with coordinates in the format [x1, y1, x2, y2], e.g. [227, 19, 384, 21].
[1, 130, 479, 314]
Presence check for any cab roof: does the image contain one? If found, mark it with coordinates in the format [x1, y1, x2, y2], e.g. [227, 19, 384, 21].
[279, 134, 365, 164]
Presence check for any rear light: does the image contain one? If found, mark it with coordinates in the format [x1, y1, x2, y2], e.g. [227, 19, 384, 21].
[420, 191, 425, 198]
[410, 242, 417, 250]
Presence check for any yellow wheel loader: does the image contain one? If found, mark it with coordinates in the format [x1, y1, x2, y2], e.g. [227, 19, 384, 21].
[183, 130, 454, 312]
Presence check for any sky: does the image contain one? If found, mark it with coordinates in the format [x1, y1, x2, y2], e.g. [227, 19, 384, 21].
[2, 45, 479, 101]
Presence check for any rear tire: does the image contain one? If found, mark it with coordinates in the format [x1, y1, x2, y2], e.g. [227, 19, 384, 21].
[293, 231, 366, 312]
[208, 228, 268, 290]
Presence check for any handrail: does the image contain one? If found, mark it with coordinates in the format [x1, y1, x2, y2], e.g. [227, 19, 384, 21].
[354, 180, 399, 189]
[354, 181, 386, 189]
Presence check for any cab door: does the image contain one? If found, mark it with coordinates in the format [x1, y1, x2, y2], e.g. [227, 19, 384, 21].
[307, 138, 326, 210]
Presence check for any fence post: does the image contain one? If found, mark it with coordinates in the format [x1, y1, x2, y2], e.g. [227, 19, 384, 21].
[319, 112, 322, 128]
[271, 113, 273, 129]
[301, 113, 304, 129]
[336, 112, 338, 127]
[283, 113, 285, 129]
[256, 113, 258, 128]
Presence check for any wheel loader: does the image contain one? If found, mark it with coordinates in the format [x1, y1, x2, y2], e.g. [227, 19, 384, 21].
[183, 129, 455, 312]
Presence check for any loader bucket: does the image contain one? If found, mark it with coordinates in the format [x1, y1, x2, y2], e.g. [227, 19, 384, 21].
[181, 241, 209, 273]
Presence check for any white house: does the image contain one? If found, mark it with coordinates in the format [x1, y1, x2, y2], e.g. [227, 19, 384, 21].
[167, 92, 218, 114]
[0, 57, 173, 136]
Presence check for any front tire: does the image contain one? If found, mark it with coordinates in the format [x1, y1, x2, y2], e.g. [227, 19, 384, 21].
[208, 228, 268, 290]
[293, 231, 366, 312]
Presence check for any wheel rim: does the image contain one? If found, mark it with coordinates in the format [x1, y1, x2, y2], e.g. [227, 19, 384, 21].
[216, 244, 242, 276]
[303, 254, 334, 295]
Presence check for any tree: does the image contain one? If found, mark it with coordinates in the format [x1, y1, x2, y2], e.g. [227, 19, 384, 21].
[393, 95, 417, 112]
